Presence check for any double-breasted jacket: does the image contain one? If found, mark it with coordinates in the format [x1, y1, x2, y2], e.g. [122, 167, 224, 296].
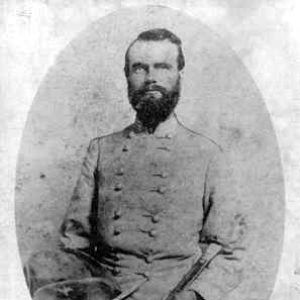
[60, 114, 246, 300]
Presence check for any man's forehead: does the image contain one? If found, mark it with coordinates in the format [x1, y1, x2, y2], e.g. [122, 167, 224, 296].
[128, 40, 178, 64]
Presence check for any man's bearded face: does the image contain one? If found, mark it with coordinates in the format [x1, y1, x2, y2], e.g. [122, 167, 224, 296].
[126, 40, 182, 128]
[128, 79, 180, 127]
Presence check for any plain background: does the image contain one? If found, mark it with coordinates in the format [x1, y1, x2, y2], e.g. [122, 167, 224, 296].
[1, 1, 300, 300]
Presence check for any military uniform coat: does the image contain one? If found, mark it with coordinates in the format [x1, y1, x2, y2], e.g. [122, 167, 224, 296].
[58, 114, 245, 300]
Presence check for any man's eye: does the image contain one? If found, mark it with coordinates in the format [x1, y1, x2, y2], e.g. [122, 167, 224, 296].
[156, 63, 171, 70]
[132, 65, 146, 73]
[134, 66, 144, 72]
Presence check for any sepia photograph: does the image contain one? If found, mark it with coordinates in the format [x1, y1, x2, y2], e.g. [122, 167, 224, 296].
[2, 1, 300, 300]
[14, 5, 284, 300]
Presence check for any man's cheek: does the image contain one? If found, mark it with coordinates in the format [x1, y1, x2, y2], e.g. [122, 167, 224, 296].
[129, 74, 146, 89]
[160, 76, 178, 91]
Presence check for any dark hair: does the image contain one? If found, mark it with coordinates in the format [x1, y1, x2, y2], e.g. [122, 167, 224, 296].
[124, 28, 185, 77]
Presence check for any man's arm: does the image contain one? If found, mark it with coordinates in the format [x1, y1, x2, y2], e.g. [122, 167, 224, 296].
[59, 138, 100, 252]
[188, 150, 247, 300]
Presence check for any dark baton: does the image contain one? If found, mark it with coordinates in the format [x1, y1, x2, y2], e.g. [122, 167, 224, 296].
[163, 243, 223, 300]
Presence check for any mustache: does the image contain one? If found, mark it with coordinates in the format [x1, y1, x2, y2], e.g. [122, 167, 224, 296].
[129, 85, 168, 108]
[142, 85, 167, 94]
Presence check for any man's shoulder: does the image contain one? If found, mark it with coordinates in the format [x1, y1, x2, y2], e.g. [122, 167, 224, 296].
[87, 121, 223, 156]
[177, 121, 222, 155]
[88, 126, 132, 147]
[178, 126, 227, 175]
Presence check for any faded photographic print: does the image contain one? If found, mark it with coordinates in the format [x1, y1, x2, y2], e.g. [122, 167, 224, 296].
[15, 6, 284, 300]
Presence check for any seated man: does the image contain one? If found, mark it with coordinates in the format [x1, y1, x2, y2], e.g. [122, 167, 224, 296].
[24, 28, 246, 300]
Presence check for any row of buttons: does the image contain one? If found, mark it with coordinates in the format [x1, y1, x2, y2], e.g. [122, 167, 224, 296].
[115, 169, 169, 178]
[108, 128, 175, 277]
[113, 210, 159, 223]
[116, 165, 169, 177]
[111, 131, 171, 240]
[114, 184, 169, 194]
[108, 253, 156, 276]
[113, 171, 169, 193]
[107, 254, 155, 276]
[113, 221, 160, 236]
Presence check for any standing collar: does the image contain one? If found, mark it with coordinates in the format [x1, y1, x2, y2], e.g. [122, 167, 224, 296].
[124, 112, 180, 138]
[122, 111, 221, 149]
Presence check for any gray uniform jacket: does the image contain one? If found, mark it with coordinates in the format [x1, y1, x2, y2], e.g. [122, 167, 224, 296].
[60, 114, 246, 300]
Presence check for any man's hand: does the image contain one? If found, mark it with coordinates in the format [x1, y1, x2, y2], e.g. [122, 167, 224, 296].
[166, 290, 202, 300]
[60, 233, 89, 250]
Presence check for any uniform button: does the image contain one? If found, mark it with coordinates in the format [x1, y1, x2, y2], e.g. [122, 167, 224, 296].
[152, 215, 159, 223]
[149, 230, 157, 238]
[112, 268, 120, 275]
[114, 228, 121, 236]
[128, 131, 135, 139]
[113, 209, 122, 220]
[116, 168, 124, 176]
[145, 256, 153, 264]
[161, 171, 169, 178]
[143, 271, 151, 278]
[122, 145, 129, 152]
[157, 186, 167, 194]
[114, 183, 123, 191]
[112, 254, 119, 261]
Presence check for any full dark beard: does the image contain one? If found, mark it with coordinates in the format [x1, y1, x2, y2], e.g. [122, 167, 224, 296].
[128, 80, 180, 131]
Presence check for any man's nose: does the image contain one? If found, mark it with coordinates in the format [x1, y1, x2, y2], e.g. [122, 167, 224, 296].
[145, 68, 157, 85]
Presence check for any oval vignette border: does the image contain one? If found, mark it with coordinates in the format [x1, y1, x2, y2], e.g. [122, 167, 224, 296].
[15, 5, 285, 300]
